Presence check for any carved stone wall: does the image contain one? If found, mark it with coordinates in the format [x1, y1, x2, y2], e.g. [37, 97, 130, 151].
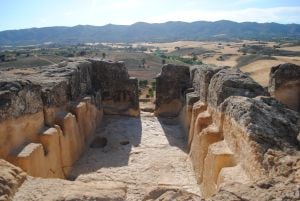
[155, 64, 191, 117]
[268, 63, 300, 112]
[0, 59, 139, 179]
[156, 64, 300, 198]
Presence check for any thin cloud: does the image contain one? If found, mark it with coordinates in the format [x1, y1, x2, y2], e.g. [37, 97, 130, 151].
[144, 6, 300, 24]
[64, 11, 73, 17]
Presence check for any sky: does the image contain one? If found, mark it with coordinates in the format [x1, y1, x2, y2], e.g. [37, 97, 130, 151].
[0, 0, 300, 31]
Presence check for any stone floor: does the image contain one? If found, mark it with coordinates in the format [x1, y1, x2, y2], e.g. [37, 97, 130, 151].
[70, 112, 201, 200]
[13, 112, 201, 200]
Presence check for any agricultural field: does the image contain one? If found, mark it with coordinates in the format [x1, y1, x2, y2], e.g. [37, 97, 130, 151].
[1, 40, 300, 87]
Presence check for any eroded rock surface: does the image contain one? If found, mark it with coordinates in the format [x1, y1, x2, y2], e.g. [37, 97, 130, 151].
[155, 64, 191, 117]
[14, 178, 127, 201]
[207, 68, 267, 107]
[269, 63, 300, 112]
[0, 159, 26, 201]
[191, 64, 228, 103]
[167, 64, 300, 198]
[142, 187, 201, 201]
[1, 60, 300, 201]
[0, 59, 138, 179]
[220, 96, 300, 153]
[89, 59, 140, 116]
[0, 80, 43, 121]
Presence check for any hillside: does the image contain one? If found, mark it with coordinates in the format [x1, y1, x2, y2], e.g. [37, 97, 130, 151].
[1, 20, 300, 46]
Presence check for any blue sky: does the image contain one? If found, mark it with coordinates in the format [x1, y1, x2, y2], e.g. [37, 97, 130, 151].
[1, 0, 300, 31]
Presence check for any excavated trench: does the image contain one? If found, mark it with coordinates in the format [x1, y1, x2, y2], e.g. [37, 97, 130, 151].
[2, 61, 299, 201]
[12, 111, 201, 200]
[68, 112, 201, 200]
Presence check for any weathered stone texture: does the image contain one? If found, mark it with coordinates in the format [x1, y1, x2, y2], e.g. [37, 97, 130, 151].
[142, 187, 201, 201]
[89, 59, 139, 116]
[0, 80, 43, 121]
[155, 64, 191, 117]
[13, 179, 127, 201]
[220, 96, 300, 153]
[191, 64, 228, 102]
[186, 65, 300, 198]
[269, 63, 300, 112]
[207, 68, 267, 107]
[0, 159, 26, 201]
[0, 59, 137, 181]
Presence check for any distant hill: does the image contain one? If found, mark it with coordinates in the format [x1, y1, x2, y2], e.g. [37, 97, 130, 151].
[1, 20, 300, 46]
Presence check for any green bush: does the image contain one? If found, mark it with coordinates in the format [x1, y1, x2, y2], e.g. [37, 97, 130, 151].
[148, 88, 154, 97]
[151, 81, 156, 90]
[139, 80, 148, 88]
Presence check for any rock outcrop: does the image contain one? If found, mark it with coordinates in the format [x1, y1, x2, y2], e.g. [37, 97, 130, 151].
[142, 187, 201, 201]
[0, 59, 139, 182]
[1, 60, 299, 200]
[0, 159, 26, 201]
[191, 64, 228, 103]
[207, 68, 267, 107]
[155, 64, 191, 117]
[89, 59, 140, 116]
[157, 64, 300, 199]
[13, 178, 127, 201]
[268, 63, 300, 112]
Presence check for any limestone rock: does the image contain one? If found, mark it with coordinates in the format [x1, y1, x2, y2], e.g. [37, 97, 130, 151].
[155, 64, 191, 117]
[269, 63, 300, 92]
[191, 64, 228, 102]
[268, 63, 300, 112]
[209, 151, 300, 201]
[220, 96, 300, 153]
[0, 80, 43, 121]
[0, 59, 137, 181]
[0, 159, 26, 201]
[208, 177, 300, 201]
[13, 178, 127, 201]
[89, 59, 139, 116]
[142, 187, 202, 201]
[39, 60, 94, 105]
[208, 68, 267, 107]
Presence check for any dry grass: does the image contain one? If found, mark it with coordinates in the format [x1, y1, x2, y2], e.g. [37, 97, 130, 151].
[240, 56, 300, 87]
[278, 46, 300, 52]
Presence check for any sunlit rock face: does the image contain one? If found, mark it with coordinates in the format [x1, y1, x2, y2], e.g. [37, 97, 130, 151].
[158, 63, 300, 199]
[0, 159, 26, 201]
[268, 63, 300, 112]
[0, 59, 138, 181]
[1, 58, 299, 200]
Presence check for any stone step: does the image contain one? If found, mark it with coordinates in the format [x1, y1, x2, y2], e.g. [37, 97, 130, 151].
[7, 143, 48, 177]
[194, 110, 212, 135]
[39, 127, 64, 178]
[188, 101, 207, 148]
[190, 123, 223, 183]
[55, 112, 84, 175]
[202, 140, 235, 198]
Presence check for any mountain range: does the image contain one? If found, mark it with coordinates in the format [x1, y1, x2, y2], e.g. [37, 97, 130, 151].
[0, 20, 300, 46]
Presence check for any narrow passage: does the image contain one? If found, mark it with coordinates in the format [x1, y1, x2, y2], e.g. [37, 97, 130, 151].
[70, 112, 201, 200]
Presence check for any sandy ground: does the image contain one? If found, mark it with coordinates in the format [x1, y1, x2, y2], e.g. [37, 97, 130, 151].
[69, 113, 201, 200]
[202, 54, 239, 67]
